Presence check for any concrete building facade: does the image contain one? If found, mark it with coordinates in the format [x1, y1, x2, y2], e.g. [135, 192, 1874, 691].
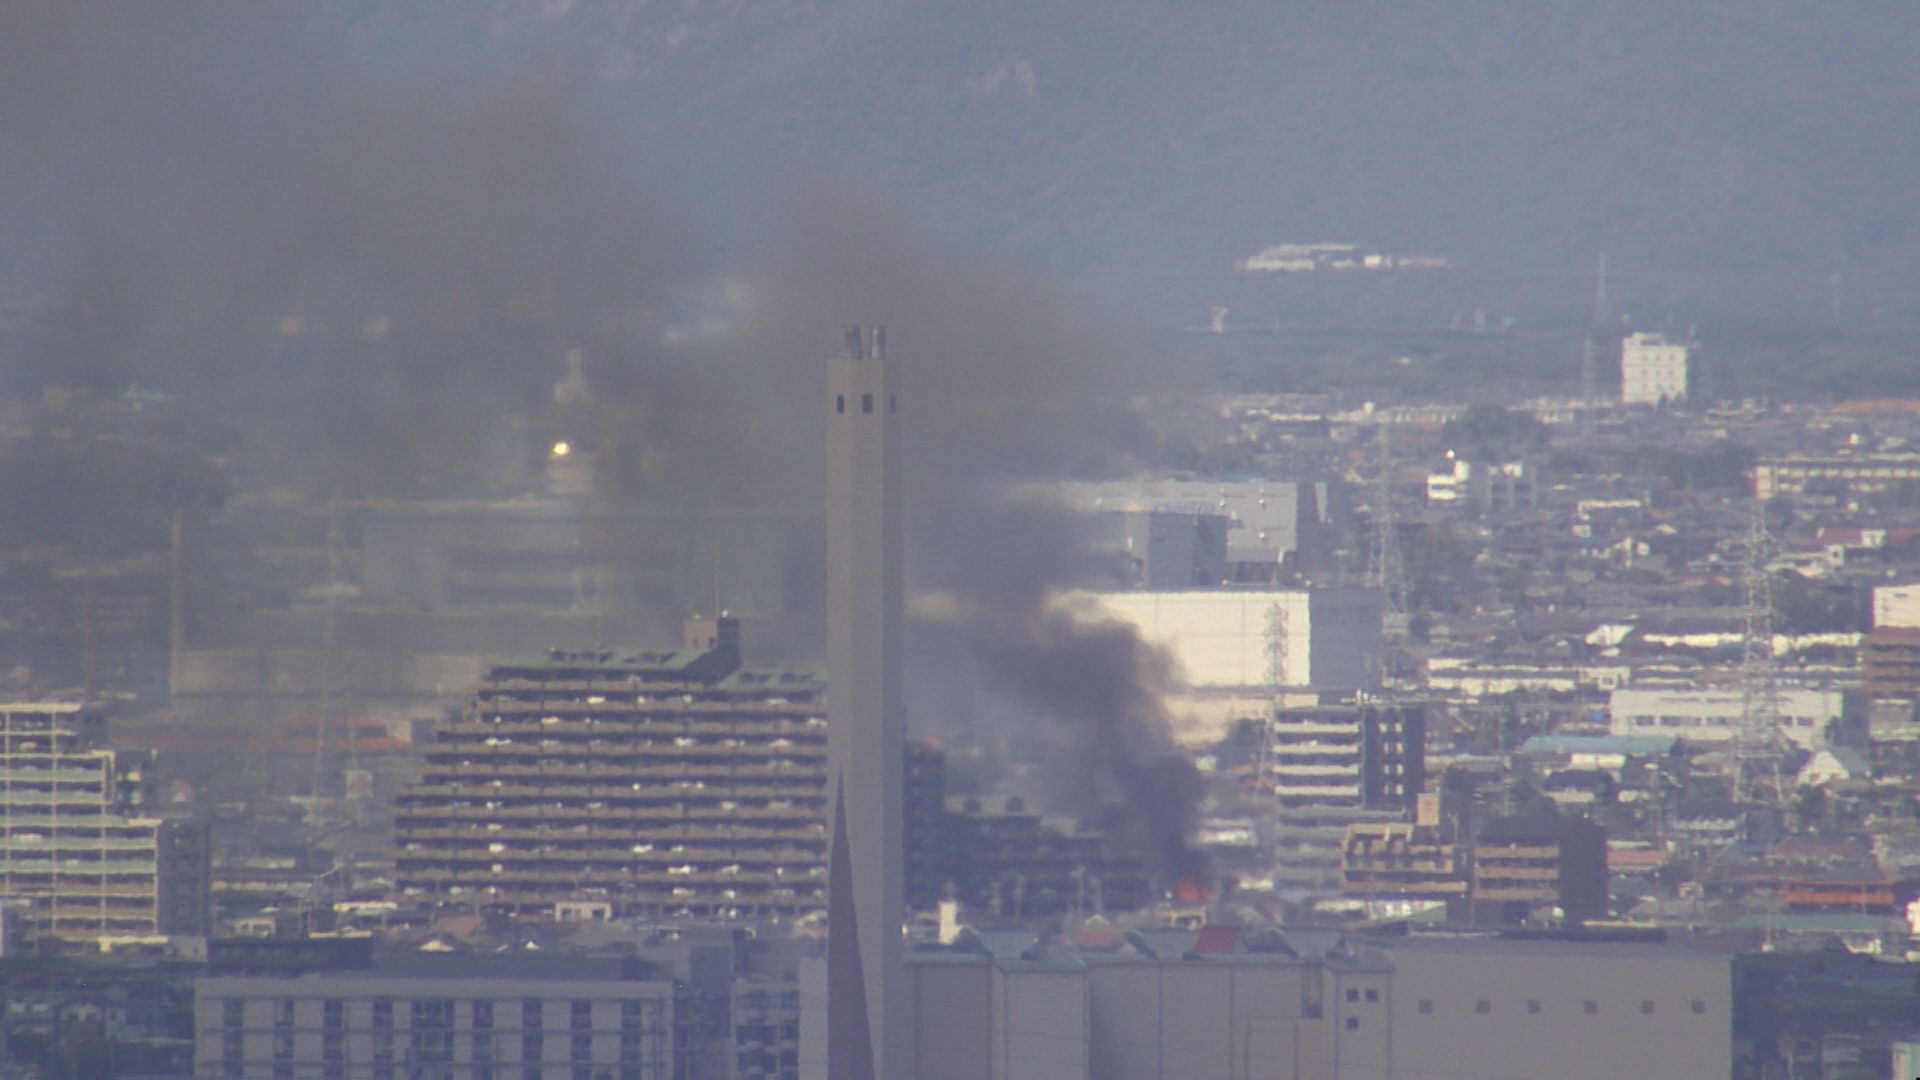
[1619, 331, 1689, 406]
[0, 702, 203, 941]
[1872, 583, 1920, 629]
[1608, 685, 1849, 750]
[391, 620, 831, 917]
[1099, 510, 1231, 588]
[193, 957, 680, 1080]
[861, 936, 1731, 1080]
[1087, 589, 1383, 693]
[1269, 703, 1426, 894]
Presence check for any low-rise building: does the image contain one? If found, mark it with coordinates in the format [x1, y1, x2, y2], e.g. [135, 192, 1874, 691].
[1608, 685, 1850, 750]
[194, 954, 682, 1080]
[1471, 812, 1607, 923]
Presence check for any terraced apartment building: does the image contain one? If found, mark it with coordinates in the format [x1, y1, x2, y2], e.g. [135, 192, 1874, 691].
[394, 617, 831, 917]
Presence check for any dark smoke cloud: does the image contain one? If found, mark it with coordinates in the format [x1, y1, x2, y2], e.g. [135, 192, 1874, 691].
[0, 4, 1210, 883]
[915, 594, 1209, 883]
[722, 191, 1212, 882]
[0, 2, 716, 498]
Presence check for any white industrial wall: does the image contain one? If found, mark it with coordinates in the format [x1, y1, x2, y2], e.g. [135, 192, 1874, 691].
[1608, 686, 1844, 750]
[1874, 583, 1920, 628]
[1085, 590, 1308, 689]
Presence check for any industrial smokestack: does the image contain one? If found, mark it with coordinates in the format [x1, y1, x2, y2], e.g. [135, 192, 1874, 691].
[825, 326, 907, 1080]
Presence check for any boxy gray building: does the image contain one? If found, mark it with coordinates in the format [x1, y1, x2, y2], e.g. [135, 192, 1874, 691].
[805, 934, 1732, 1080]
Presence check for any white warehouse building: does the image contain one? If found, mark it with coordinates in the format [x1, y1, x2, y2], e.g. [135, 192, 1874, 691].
[1085, 588, 1383, 693]
[1608, 685, 1852, 751]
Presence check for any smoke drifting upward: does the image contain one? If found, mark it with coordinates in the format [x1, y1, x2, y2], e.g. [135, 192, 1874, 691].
[916, 592, 1209, 883]
[0, 2, 734, 500]
[722, 192, 1213, 883]
[0, 4, 1211, 883]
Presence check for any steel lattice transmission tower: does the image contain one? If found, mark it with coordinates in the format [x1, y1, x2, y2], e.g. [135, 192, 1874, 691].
[1736, 500, 1787, 805]
[1371, 421, 1408, 617]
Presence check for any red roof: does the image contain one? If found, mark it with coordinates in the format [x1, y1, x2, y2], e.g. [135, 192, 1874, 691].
[1190, 925, 1242, 955]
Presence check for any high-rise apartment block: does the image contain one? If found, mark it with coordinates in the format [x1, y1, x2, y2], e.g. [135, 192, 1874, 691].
[393, 618, 831, 917]
[1619, 331, 1689, 406]
[0, 702, 206, 940]
[1269, 702, 1426, 892]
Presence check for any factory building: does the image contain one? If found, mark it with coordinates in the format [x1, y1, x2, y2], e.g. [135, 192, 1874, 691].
[0, 702, 207, 941]
[392, 617, 833, 918]
[814, 933, 1733, 1080]
[1088, 589, 1382, 695]
[1608, 685, 1851, 751]
[1095, 510, 1231, 588]
[1050, 478, 1347, 577]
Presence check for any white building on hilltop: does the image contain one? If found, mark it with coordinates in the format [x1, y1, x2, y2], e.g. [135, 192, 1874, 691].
[1620, 332, 1690, 406]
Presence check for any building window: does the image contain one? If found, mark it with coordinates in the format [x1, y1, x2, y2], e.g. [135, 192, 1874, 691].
[835, 395, 845, 414]
[1417, 999, 1433, 1014]
[1346, 988, 1359, 1003]
[1584, 1000, 1599, 1015]
[1345, 1017, 1359, 1030]
[524, 999, 546, 1074]
[1527, 999, 1541, 1015]
[1364, 988, 1379, 1003]
[1691, 999, 1707, 1015]
[1475, 999, 1491, 1015]
[1640, 1000, 1655, 1015]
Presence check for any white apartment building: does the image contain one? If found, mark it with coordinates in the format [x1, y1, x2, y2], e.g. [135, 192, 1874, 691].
[0, 703, 193, 940]
[1619, 332, 1689, 406]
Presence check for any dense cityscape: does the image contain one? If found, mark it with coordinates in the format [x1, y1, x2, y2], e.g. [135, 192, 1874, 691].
[7, 4, 1920, 1080]
[4, 324, 1920, 1080]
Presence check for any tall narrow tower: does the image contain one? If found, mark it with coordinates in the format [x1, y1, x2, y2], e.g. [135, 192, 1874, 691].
[825, 326, 905, 1080]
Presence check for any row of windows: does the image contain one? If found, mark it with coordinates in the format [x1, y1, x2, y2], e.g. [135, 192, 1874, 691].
[1414, 997, 1711, 1017]
[223, 997, 665, 1032]
[833, 393, 897, 415]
